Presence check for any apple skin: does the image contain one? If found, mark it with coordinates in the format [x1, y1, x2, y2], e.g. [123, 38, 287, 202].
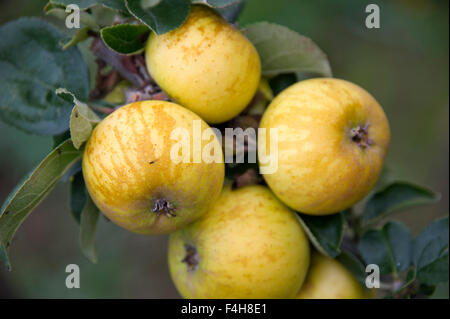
[168, 185, 310, 299]
[258, 78, 390, 215]
[145, 5, 261, 124]
[82, 101, 224, 235]
[296, 252, 367, 299]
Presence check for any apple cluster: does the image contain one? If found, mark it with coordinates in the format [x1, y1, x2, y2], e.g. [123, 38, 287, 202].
[83, 5, 390, 299]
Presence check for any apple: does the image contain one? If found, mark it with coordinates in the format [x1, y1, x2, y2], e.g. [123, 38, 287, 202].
[82, 100, 224, 234]
[258, 78, 390, 215]
[168, 185, 310, 298]
[296, 252, 367, 299]
[145, 5, 261, 124]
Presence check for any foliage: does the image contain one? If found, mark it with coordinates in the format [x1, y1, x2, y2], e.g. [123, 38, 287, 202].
[0, 140, 81, 269]
[244, 22, 332, 78]
[0, 18, 89, 135]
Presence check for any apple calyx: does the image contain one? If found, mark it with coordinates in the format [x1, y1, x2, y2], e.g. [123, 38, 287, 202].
[152, 199, 176, 217]
[182, 244, 199, 271]
[350, 124, 374, 149]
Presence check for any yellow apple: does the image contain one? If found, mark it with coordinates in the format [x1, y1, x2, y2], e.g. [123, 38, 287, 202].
[259, 78, 390, 215]
[168, 185, 310, 299]
[296, 252, 367, 299]
[82, 100, 224, 234]
[145, 5, 261, 124]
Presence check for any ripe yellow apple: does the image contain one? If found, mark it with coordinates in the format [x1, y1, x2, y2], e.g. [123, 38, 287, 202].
[82, 100, 224, 234]
[145, 5, 261, 124]
[259, 78, 390, 215]
[296, 252, 367, 299]
[168, 185, 310, 299]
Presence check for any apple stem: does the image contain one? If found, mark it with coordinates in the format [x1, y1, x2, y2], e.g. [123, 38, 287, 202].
[350, 124, 374, 149]
[182, 244, 199, 271]
[152, 199, 176, 217]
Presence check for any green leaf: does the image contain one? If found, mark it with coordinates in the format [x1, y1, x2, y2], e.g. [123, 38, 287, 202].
[0, 18, 89, 135]
[101, 24, 150, 55]
[69, 104, 100, 149]
[43, 2, 66, 12]
[363, 182, 441, 225]
[336, 250, 367, 284]
[0, 244, 11, 271]
[77, 39, 99, 91]
[244, 22, 332, 78]
[358, 221, 412, 276]
[47, 0, 98, 9]
[101, 0, 129, 12]
[46, 0, 128, 12]
[80, 195, 100, 264]
[62, 27, 91, 50]
[297, 213, 344, 258]
[56, 88, 101, 149]
[70, 171, 87, 224]
[192, 0, 241, 8]
[413, 216, 449, 285]
[215, 0, 244, 22]
[0, 140, 82, 269]
[126, 0, 190, 35]
[268, 73, 297, 96]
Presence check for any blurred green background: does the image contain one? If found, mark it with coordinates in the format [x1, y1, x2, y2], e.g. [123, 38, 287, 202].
[0, 0, 448, 298]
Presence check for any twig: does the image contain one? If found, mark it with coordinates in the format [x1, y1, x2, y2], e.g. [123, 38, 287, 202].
[90, 37, 144, 87]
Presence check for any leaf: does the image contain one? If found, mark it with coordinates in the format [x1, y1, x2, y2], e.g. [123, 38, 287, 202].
[126, 0, 190, 35]
[358, 221, 412, 276]
[69, 104, 100, 149]
[80, 195, 100, 264]
[413, 216, 449, 285]
[101, 24, 150, 55]
[46, 0, 129, 13]
[363, 182, 441, 225]
[101, 0, 129, 12]
[244, 22, 332, 78]
[56, 88, 100, 149]
[0, 244, 11, 271]
[336, 250, 367, 284]
[70, 171, 87, 224]
[0, 140, 81, 269]
[103, 80, 130, 104]
[192, 0, 241, 8]
[43, 2, 66, 12]
[0, 18, 89, 135]
[297, 212, 344, 258]
[268, 73, 297, 96]
[62, 27, 91, 50]
[215, 0, 245, 22]
[47, 0, 99, 9]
